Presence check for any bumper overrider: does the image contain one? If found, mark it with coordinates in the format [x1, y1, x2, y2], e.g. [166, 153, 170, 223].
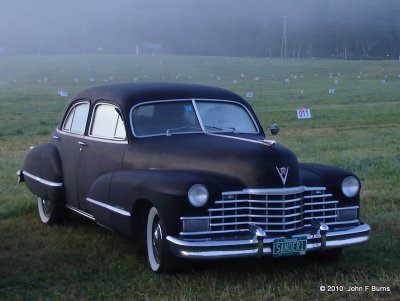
[166, 223, 371, 259]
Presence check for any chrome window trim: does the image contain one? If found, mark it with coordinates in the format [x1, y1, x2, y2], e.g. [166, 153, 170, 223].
[192, 98, 206, 132]
[56, 128, 84, 138]
[22, 170, 63, 187]
[129, 98, 260, 138]
[61, 101, 90, 135]
[84, 136, 128, 144]
[86, 197, 131, 217]
[88, 102, 127, 141]
[56, 129, 128, 144]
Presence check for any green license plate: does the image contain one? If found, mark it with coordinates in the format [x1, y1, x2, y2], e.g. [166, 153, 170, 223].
[272, 236, 307, 257]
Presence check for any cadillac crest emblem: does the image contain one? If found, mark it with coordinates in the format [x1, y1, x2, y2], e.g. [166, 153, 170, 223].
[276, 166, 289, 185]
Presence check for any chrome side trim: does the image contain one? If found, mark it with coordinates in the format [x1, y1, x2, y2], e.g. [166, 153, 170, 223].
[86, 197, 131, 217]
[65, 205, 95, 221]
[22, 170, 63, 187]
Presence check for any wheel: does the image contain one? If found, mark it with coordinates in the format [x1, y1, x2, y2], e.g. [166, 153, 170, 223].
[37, 197, 67, 225]
[146, 206, 183, 273]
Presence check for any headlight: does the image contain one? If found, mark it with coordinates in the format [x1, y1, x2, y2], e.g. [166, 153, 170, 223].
[341, 176, 360, 197]
[188, 184, 209, 207]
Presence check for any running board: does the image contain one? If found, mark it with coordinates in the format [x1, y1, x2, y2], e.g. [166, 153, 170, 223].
[65, 205, 95, 221]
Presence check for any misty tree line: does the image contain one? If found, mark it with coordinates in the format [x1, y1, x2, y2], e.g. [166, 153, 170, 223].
[2, 0, 399, 59]
[166, 0, 400, 59]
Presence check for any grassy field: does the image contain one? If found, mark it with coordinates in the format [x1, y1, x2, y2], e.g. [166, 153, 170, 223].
[0, 55, 399, 300]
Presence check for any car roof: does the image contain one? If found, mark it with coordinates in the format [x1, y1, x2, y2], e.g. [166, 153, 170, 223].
[72, 82, 249, 109]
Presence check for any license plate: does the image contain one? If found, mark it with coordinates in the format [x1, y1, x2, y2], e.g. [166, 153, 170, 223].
[272, 236, 307, 257]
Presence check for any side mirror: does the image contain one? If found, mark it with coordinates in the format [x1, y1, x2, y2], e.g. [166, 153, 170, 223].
[270, 123, 280, 135]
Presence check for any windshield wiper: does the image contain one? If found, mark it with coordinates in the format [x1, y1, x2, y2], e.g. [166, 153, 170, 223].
[166, 126, 201, 136]
[204, 125, 237, 133]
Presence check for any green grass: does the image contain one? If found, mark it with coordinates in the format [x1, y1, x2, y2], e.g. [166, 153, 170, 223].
[0, 55, 399, 300]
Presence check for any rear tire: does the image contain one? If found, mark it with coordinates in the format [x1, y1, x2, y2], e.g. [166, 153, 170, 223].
[37, 197, 67, 225]
[146, 207, 184, 273]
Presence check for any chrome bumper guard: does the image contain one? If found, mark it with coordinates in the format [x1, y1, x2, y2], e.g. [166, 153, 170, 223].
[166, 223, 370, 259]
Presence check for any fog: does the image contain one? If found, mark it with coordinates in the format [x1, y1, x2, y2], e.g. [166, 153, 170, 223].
[1, 0, 399, 58]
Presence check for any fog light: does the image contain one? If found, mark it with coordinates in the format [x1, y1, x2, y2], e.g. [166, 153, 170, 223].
[182, 219, 210, 233]
[337, 208, 358, 221]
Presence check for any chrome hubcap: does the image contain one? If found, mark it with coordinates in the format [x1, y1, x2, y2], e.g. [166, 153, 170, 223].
[41, 198, 52, 217]
[152, 222, 162, 264]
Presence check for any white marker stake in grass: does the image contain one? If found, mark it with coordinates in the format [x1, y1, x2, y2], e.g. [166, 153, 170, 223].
[245, 92, 253, 98]
[58, 90, 68, 97]
[328, 88, 335, 94]
[297, 108, 312, 119]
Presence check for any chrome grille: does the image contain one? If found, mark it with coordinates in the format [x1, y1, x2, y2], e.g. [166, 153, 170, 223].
[180, 186, 359, 237]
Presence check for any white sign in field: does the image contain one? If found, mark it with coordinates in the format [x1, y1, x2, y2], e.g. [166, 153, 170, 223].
[58, 90, 68, 97]
[297, 108, 312, 119]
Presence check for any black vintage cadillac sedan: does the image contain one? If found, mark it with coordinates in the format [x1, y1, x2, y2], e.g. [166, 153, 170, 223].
[18, 82, 370, 273]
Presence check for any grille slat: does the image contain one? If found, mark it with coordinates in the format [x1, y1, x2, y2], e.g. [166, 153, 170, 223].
[209, 187, 341, 235]
[180, 186, 360, 237]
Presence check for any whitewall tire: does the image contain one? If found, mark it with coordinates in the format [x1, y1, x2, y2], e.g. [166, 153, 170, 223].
[146, 206, 184, 273]
[37, 196, 66, 225]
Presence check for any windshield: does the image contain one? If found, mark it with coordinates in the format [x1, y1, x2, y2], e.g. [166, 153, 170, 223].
[131, 100, 258, 137]
[196, 101, 258, 134]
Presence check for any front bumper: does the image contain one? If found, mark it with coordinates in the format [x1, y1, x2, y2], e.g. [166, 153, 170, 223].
[166, 223, 370, 259]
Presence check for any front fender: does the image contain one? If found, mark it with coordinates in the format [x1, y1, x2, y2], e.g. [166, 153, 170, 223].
[87, 169, 244, 236]
[299, 163, 360, 206]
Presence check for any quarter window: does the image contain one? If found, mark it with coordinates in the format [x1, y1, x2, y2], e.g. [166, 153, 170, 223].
[90, 104, 126, 140]
[63, 102, 89, 134]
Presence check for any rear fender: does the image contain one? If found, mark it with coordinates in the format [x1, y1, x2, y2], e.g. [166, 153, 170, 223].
[22, 143, 64, 202]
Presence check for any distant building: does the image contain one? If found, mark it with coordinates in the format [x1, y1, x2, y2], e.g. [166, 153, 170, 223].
[141, 43, 164, 55]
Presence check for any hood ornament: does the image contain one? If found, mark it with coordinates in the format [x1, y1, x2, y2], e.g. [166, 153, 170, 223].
[276, 166, 289, 185]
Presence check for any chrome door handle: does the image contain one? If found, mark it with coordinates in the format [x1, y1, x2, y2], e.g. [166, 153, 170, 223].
[52, 135, 60, 140]
[78, 141, 87, 146]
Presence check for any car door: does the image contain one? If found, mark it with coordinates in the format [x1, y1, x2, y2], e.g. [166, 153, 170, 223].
[76, 102, 128, 216]
[53, 100, 90, 209]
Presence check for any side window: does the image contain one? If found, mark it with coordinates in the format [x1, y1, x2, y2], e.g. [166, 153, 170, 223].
[90, 104, 126, 140]
[63, 102, 89, 135]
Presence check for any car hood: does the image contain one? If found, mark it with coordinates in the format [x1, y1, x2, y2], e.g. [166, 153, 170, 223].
[123, 133, 300, 188]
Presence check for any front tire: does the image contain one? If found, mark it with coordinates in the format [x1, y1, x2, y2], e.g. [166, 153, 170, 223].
[37, 197, 67, 225]
[146, 207, 183, 273]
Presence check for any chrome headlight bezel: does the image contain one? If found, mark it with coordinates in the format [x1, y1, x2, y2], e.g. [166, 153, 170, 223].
[188, 184, 209, 207]
[341, 176, 360, 198]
